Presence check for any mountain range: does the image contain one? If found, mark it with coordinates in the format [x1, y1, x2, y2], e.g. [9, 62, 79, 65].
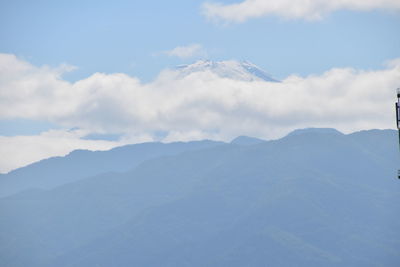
[1, 128, 399, 266]
[0, 140, 223, 198]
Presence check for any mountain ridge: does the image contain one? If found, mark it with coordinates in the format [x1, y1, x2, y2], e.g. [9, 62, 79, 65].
[1, 127, 399, 266]
[1, 128, 396, 198]
[175, 60, 279, 82]
[0, 140, 224, 197]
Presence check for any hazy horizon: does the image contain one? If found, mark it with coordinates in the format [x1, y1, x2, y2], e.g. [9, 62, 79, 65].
[1, 1, 400, 266]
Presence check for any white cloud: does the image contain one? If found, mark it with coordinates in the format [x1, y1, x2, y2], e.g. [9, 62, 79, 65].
[385, 58, 400, 69]
[0, 129, 124, 173]
[1, 53, 400, 171]
[202, 0, 400, 22]
[163, 44, 207, 59]
[0, 54, 77, 120]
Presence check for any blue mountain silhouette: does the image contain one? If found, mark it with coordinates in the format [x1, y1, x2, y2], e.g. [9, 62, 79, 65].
[1, 129, 399, 266]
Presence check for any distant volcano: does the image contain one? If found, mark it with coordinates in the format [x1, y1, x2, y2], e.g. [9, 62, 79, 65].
[175, 60, 279, 82]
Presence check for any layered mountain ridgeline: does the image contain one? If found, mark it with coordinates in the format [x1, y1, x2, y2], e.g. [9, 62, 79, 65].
[0, 140, 224, 197]
[1, 129, 399, 267]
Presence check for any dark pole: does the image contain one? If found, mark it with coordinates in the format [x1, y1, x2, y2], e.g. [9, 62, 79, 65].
[396, 89, 400, 178]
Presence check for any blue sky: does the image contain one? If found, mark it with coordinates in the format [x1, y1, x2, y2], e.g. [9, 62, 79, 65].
[0, 0, 399, 172]
[1, 0, 399, 82]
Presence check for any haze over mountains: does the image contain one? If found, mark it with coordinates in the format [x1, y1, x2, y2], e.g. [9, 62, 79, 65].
[1, 128, 399, 266]
[0, 140, 223, 198]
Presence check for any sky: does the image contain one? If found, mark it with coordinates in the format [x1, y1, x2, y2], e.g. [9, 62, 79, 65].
[0, 0, 400, 173]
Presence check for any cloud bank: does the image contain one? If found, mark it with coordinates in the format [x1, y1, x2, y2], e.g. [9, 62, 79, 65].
[0, 129, 124, 173]
[202, 0, 400, 22]
[1, 53, 399, 172]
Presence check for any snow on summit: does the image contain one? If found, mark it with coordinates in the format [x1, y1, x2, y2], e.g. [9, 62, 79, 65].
[175, 60, 278, 82]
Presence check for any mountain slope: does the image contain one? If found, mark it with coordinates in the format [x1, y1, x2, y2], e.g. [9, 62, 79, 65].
[0, 140, 223, 197]
[231, 135, 266, 145]
[1, 129, 399, 266]
[175, 60, 279, 82]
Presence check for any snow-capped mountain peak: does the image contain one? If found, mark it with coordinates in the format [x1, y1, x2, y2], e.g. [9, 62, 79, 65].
[175, 60, 278, 82]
